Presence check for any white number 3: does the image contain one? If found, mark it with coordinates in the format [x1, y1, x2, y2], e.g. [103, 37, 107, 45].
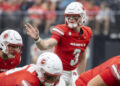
[70, 49, 81, 66]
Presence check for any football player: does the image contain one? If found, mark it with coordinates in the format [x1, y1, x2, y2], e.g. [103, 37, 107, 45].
[75, 56, 120, 86]
[0, 30, 23, 72]
[0, 52, 65, 86]
[25, 2, 92, 86]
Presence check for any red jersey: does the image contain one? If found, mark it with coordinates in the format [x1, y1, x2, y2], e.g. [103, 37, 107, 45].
[51, 24, 92, 71]
[0, 64, 40, 86]
[28, 6, 46, 19]
[0, 53, 21, 72]
[3, 2, 20, 12]
[76, 56, 120, 86]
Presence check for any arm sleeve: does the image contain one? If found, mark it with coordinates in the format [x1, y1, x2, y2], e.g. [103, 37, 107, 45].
[82, 26, 93, 40]
[17, 80, 32, 86]
[51, 26, 64, 42]
[110, 64, 120, 80]
[86, 27, 93, 42]
[100, 64, 119, 85]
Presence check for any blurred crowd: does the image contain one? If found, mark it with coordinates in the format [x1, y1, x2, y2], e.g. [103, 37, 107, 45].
[0, 0, 120, 36]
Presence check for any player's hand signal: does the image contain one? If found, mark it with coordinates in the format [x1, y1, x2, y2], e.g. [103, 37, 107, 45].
[24, 23, 39, 40]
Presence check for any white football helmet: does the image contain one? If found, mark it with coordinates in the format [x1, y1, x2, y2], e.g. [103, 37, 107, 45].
[64, 2, 87, 28]
[36, 52, 63, 86]
[0, 29, 23, 58]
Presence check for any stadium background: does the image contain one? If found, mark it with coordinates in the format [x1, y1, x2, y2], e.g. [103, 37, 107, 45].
[0, 0, 120, 70]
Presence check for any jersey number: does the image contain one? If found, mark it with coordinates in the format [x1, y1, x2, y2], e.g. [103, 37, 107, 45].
[70, 49, 81, 66]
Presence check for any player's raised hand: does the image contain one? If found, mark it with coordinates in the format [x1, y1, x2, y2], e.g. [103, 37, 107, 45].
[25, 23, 39, 40]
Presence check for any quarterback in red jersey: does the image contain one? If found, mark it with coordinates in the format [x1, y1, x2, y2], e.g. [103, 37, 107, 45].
[75, 56, 120, 86]
[0, 30, 23, 72]
[0, 52, 65, 86]
[25, 2, 92, 86]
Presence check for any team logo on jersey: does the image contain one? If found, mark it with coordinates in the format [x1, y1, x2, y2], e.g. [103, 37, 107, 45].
[70, 43, 86, 47]
[68, 32, 72, 36]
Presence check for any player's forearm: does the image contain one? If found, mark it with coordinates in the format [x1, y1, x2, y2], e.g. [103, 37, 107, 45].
[87, 75, 106, 86]
[77, 50, 87, 75]
[77, 60, 86, 75]
[35, 39, 51, 50]
[77, 59, 86, 75]
[34, 38, 57, 50]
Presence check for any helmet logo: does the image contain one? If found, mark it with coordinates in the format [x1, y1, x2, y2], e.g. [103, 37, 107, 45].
[41, 59, 46, 65]
[3, 33, 8, 39]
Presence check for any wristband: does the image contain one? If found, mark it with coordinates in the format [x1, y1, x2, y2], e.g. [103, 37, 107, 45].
[34, 37, 41, 43]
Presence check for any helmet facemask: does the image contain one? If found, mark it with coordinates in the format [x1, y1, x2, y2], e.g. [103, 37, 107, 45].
[7, 44, 23, 58]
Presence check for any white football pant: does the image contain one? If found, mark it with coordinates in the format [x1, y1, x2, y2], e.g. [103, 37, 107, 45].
[61, 69, 78, 86]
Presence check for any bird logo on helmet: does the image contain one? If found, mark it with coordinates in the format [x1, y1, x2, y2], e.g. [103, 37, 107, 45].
[3, 33, 8, 39]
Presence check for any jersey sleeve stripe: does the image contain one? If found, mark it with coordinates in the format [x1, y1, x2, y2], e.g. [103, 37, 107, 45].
[111, 64, 120, 80]
[52, 28, 64, 35]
